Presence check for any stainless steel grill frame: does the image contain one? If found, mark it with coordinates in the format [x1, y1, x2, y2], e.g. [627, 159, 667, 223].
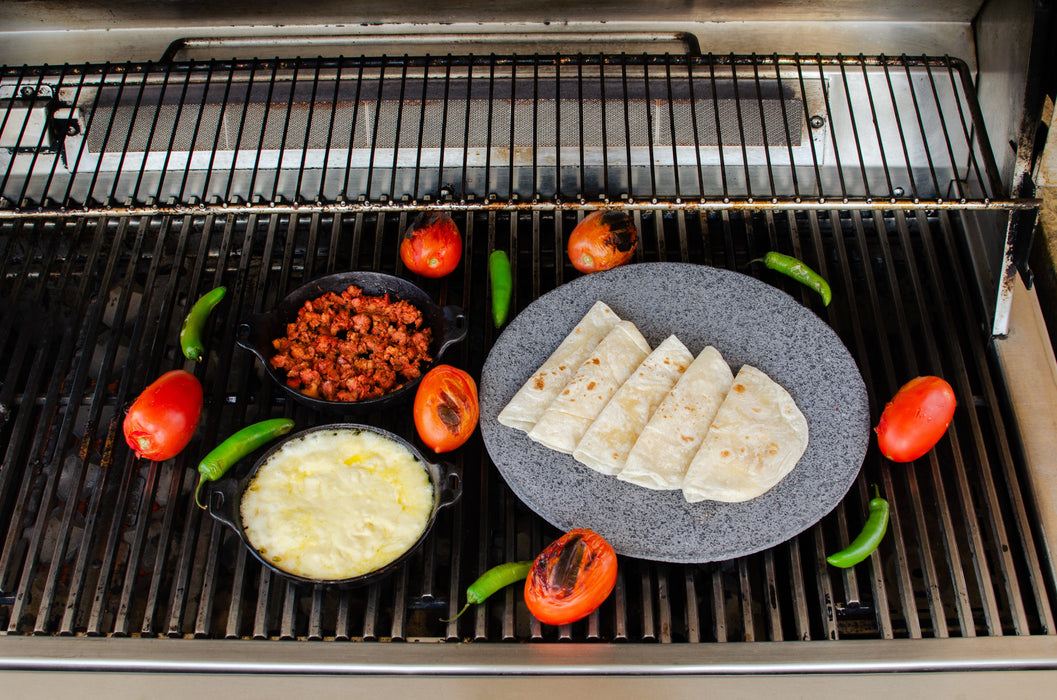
[1, 50, 1056, 681]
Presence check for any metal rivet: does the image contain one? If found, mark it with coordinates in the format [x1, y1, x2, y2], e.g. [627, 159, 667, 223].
[808, 115, 825, 129]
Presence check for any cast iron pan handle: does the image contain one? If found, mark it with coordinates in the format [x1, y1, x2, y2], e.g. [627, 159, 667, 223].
[206, 478, 241, 533]
[436, 463, 462, 510]
[235, 313, 270, 363]
[438, 306, 468, 357]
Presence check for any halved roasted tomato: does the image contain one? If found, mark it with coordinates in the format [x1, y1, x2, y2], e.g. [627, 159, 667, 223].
[413, 364, 479, 453]
[400, 211, 463, 278]
[567, 210, 638, 274]
[524, 529, 618, 626]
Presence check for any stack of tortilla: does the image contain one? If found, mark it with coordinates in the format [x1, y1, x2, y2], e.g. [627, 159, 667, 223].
[498, 301, 809, 503]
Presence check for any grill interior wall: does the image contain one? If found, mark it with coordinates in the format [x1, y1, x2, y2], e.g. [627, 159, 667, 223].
[0, 53, 1053, 645]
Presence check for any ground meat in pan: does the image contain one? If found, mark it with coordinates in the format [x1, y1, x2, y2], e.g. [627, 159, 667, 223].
[269, 284, 433, 402]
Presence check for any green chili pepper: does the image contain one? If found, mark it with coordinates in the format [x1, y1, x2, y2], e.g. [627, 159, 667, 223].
[826, 484, 889, 568]
[753, 252, 832, 306]
[180, 286, 227, 362]
[194, 418, 295, 508]
[489, 250, 513, 328]
[444, 560, 533, 621]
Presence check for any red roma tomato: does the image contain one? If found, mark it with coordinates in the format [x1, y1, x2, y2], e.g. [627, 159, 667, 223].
[413, 364, 479, 453]
[122, 369, 203, 461]
[567, 210, 638, 274]
[524, 529, 618, 626]
[400, 211, 463, 278]
[875, 376, 956, 463]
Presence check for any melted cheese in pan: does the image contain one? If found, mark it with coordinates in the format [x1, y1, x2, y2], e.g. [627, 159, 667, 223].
[240, 429, 434, 581]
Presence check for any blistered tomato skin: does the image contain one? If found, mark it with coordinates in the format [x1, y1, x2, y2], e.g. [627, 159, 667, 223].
[400, 212, 463, 278]
[123, 369, 204, 461]
[567, 210, 638, 274]
[875, 376, 956, 463]
[524, 529, 618, 626]
[413, 364, 479, 453]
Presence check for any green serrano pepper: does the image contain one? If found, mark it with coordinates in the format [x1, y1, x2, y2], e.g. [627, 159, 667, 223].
[826, 484, 889, 568]
[489, 250, 513, 328]
[753, 252, 832, 306]
[444, 560, 533, 621]
[194, 418, 295, 508]
[180, 286, 227, 362]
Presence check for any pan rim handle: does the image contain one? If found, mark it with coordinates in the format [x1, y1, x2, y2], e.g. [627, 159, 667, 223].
[235, 312, 272, 356]
[206, 478, 241, 532]
[436, 465, 462, 508]
[438, 306, 468, 356]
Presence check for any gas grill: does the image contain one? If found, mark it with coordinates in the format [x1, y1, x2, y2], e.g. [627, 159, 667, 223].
[1, 1, 1057, 694]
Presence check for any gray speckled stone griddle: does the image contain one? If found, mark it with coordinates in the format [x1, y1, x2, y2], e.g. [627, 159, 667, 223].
[479, 262, 869, 562]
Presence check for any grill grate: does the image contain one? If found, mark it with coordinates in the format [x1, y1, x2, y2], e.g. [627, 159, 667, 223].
[0, 205, 1054, 642]
[0, 52, 1052, 647]
[0, 54, 1012, 210]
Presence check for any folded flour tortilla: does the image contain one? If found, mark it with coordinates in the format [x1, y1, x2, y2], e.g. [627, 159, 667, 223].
[572, 335, 694, 475]
[527, 321, 651, 454]
[616, 345, 733, 490]
[682, 365, 809, 503]
[498, 300, 620, 432]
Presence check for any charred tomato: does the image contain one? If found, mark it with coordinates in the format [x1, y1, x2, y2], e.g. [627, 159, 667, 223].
[123, 369, 203, 461]
[400, 211, 463, 278]
[413, 364, 479, 453]
[567, 210, 638, 274]
[524, 529, 618, 626]
[875, 375, 956, 462]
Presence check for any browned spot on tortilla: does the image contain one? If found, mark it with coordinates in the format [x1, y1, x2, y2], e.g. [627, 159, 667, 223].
[733, 383, 746, 394]
[681, 434, 693, 442]
[534, 377, 545, 390]
[720, 449, 731, 458]
[587, 381, 596, 390]
[591, 358, 600, 364]
[767, 443, 779, 455]
[562, 389, 571, 396]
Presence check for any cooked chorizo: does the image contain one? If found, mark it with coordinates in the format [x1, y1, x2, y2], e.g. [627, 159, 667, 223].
[269, 285, 433, 402]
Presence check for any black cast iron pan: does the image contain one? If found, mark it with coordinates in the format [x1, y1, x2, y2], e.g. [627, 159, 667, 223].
[206, 423, 462, 588]
[236, 271, 467, 413]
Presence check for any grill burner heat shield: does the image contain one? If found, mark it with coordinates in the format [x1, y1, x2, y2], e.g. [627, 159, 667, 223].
[0, 53, 1054, 666]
